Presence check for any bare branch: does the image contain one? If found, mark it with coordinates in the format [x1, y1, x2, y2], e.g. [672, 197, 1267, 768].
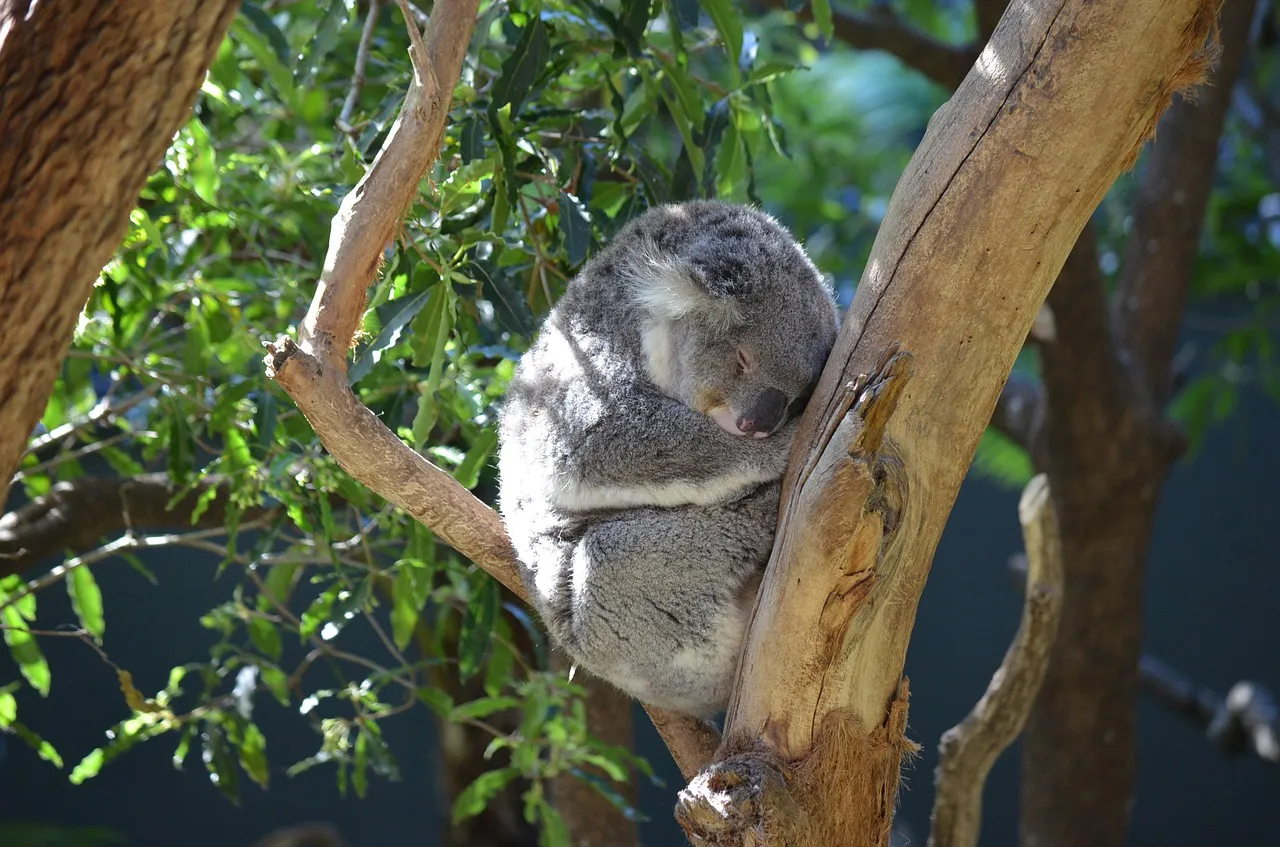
[929, 474, 1063, 847]
[647, 708, 723, 782]
[1113, 0, 1259, 405]
[337, 0, 381, 133]
[757, 0, 978, 89]
[0, 474, 281, 578]
[1140, 656, 1279, 764]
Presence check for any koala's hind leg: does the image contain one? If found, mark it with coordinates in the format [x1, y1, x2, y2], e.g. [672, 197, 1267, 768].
[548, 482, 780, 717]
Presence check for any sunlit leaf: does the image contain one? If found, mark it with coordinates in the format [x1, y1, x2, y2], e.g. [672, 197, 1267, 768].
[67, 566, 106, 641]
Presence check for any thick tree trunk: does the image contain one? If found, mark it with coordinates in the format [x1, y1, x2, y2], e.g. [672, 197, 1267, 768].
[1019, 1, 1257, 843]
[0, 0, 240, 504]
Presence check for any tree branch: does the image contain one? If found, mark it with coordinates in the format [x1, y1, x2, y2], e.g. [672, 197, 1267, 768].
[0, 474, 280, 578]
[263, 0, 719, 779]
[672, 0, 1221, 839]
[1113, 0, 1258, 406]
[929, 475, 1063, 847]
[1140, 656, 1279, 764]
[758, 0, 978, 89]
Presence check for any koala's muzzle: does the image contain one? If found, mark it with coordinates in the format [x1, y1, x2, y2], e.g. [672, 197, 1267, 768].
[737, 388, 788, 437]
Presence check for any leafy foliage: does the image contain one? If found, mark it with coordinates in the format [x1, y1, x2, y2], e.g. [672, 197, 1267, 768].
[3, 0, 1278, 842]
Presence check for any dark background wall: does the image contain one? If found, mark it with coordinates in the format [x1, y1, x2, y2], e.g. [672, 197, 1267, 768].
[3, 368, 1278, 846]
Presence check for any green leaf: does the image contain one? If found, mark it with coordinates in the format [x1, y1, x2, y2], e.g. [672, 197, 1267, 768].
[239, 3, 294, 70]
[460, 116, 485, 163]
[811, 0, 834, 43]
[490, 16, 550, 118]
[699, 0, 743, 79]
[67, 566, 106, 641]
[237, 722, 270, 789]
[452, 768, 521, 823]
[453, 427, 498, 490]
[349, 289, 433, 384]
[668, 0, 700, 29]
[538, 800, 571, 847]
[0, 691, 15, 725]
[249, 616, 283, 661]
[11, 720, 63, 768]
[353, 727, 370, 798]
[185, 118, 221, 205]
[450, 696, 521, 722]
[3, 606, 50, 696]
[183, 302, 213, 375]
[458, 577, 500, 681]
[391, 562, 433, 651]
[70, 748, 105, 784]
[417, 687, 455, 718]
[559, 192, 593, 267]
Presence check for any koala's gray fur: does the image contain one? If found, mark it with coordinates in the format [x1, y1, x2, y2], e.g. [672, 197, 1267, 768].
[497, 200, 838, 716]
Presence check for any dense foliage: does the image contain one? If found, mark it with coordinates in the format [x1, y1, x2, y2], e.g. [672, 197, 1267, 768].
[2, 0, 1278, 844]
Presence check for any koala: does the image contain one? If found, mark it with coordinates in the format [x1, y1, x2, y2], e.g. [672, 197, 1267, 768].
[496, 200, 839, 716]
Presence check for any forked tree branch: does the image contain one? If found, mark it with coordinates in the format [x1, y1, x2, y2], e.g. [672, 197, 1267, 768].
[263, 0, 720, 779]
[929, 475, 1064, 847]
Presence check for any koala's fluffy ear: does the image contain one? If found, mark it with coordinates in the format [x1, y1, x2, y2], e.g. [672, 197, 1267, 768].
[624, 243, 741, 331]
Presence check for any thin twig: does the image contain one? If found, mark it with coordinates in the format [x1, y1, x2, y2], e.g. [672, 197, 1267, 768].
[338, 0, 382, 133]
[930, 474, 1064, 847]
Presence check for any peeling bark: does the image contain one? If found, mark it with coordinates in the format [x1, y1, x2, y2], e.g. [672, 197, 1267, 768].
[0, 0, 241, 506]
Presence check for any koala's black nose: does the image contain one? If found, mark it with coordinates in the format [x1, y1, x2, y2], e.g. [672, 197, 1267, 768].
[737, 388, 788, 435]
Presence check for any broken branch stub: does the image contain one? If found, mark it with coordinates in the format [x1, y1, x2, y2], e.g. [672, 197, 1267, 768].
[928, 474, 1064, 847]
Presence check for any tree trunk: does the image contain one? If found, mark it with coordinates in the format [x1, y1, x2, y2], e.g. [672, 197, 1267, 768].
[0, 0, 240, 505]
[673, 0, 1220, 843]
[1018, 1, 1258, 842]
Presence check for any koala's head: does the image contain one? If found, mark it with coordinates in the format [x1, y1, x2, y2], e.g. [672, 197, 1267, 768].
[618, 201, 838, 438]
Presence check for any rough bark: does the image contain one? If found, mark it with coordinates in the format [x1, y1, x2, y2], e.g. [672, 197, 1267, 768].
[1019, 2, 1258, 844]
[673, 0, 1219, 842]
[0, 0, 241, 507]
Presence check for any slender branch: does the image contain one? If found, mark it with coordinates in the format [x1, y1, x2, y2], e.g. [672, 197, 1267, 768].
[0, 474, 281, 578]
[1006, 557, 1278, 765]
[1113, 0, 1258, 406]
[338, 0, 381, 132]
[929, 474, 1064, 847]
[1140, 656, 1279, 764]
[757, 0, 978, 89]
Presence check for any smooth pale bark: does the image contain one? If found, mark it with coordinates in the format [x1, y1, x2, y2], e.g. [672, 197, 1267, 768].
[0, 0, 240, 505]
[676, 0, 1219, 843]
